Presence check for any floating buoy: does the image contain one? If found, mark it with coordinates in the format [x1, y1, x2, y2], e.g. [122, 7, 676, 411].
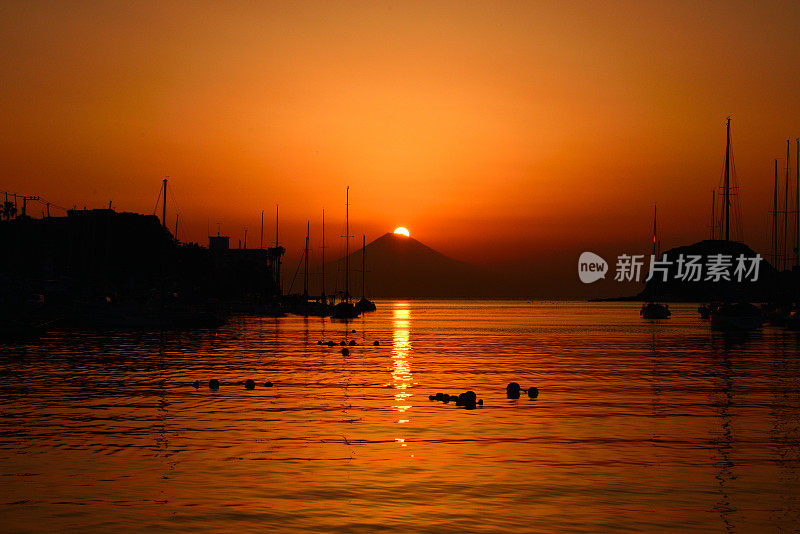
[506, 382, 521, 399]
[245, 379, 255, 390]
[348, 340, 356, 346]
[341, 348, 349, 356]
[264, 381, 273, 387]
[528, 387, 539, 399]
[209, 379, 220, 390]
[373, 340, 380, 346]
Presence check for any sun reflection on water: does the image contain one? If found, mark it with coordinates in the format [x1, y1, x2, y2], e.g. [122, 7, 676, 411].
[392, 303, 413, 415]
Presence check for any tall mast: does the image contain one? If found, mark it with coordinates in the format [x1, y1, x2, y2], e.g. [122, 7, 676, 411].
[784, 139, 790, 271]
[652, 204, 657, 257]
[362, 234, 366, 299]
[345, 186, 350, 303]
[303, 220, 309, 298]
[711, 190, 715, 240]
[773, 159, 779, 266]
[321, 209, 326, 303]
[275, 204, 281, 293]
[723, 118, 731, 241]
[162, 178, 168, 229]
[260, 210, 264, 249]
[795, 139, 799, 267]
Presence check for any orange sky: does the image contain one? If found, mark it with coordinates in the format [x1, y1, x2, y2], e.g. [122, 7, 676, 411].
[2, 1, 800, 294]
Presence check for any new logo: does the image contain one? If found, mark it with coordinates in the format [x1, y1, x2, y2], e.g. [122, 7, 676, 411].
[578, 252, 608, 283]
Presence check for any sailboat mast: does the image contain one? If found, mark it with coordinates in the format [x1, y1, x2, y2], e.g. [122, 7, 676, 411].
[362, 234, 366, 299]
[345, 186, 350, 303]
[795, 138, 799, 267]
[260, 210, 264, 249]
[652, 204, 657, 257]
[773, 159, 779, 266]
[711, 190, 715, 240]
[304, 220, 309, 298]
[162, 178, 167, 229]
[275, 204, 281, 294]
[321, 209, 326, 302]
[723, 118, 731, 241]
[784, 139, 790, 271]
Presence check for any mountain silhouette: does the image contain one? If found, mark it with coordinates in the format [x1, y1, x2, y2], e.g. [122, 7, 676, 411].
[325, 232, 503, 298]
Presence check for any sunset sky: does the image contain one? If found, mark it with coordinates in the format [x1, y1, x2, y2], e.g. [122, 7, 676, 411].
[2, 1, 800, 295]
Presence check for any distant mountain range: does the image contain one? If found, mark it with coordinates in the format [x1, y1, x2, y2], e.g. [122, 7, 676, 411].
[325, 232, 505, 298]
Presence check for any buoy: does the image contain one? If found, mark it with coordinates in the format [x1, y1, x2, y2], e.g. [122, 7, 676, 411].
[209, 379, 220, 390]
[456, 390, 477, 409]
[528, 387, 539, 399]
[245, 379, 255, 390]
[264, 381, 273, 387]
[348, 340, 356, 346]
[192, 380, 200, 388]
[373, 340, 380, 346]
[506, 382, 521, 399]
[341, 347, 349, 356]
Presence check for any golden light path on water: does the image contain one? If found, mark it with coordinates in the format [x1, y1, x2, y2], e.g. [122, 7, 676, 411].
[392, 303, 413, 448]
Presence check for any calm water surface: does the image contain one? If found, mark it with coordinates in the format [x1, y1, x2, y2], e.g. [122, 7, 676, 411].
[2, 301, 800, 532]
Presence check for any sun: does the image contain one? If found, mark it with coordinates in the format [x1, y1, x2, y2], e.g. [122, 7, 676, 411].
[393, 227, 410, 237]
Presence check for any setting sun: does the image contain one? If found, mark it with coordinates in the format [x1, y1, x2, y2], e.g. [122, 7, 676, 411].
[394, 227, 410, 237]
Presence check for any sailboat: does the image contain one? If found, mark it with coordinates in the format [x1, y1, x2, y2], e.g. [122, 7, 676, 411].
[640, 204, 671, 319]
[354, 234, 377, 313]
[708, 118, 763, 331]
[331, 186, 360, 319]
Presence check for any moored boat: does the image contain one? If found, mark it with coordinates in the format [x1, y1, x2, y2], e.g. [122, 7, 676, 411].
[710, 302, 763, 331]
